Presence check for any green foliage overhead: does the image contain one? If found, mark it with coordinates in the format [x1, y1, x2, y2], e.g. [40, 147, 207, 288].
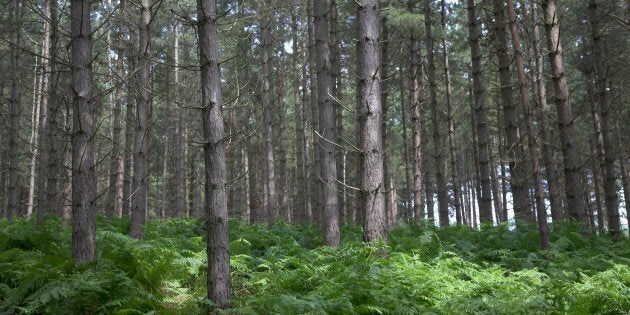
[382, 6, 424, 33]
[1, 217, 629, 314]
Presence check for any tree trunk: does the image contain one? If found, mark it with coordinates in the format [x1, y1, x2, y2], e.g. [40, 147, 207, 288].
[173, 1, 187, 219]
[441, 0, 462, 226]
[197, 0, 231, 309]
[291, 10, 306, 223]
[130, 0, 152, 239]
[400, 65, 413, 222]
[308, 0, 322, 226]
[530, 0, 563, 222]
[46, 0, 61, 218]
[358, 0, 386, 243]
[542, 0, 588, 228]
[410, 29, 424, 223]
[506, 0, 549, 249]
[467, 0, 493, 224]
[381, 12, 393, 230]
[492, 0, 532, 225]
[331, 0, 345, 225]
[424, 0, 449, 227]
[616, 119, 630, 232]
[588, 0, 620, 238]
[314, 0, 340, 246]
[7, 0, 24, 218]
[71, 0, 96, 264]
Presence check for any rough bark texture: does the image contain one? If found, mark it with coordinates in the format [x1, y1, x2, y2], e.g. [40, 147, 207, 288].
[358, 0, 386, 243]
[424, 0, 449, 227]
[400, 66, 413, 221]
[173, 3, 187, 219]
[467, 0, 493, 224]
[35, 0, 51, 220]
[197, 0, 231, 310]
[410, 30, 424, 222]
[331, 0, 345, 226]
[292, 10, 306, 223]
[542, 0, 588, 227]
[46, 0, 61, 218]
[130, 0, 151, 239]
[588, 0, 620, 238]
[8, 0, 24, 218]
[314, 0, 340, 246]
[492, 0, 532, 225]
[530, 0, 563, 222]
[71, 0, 96, 264]
[441, 0, 462, 225]
[506, 0, 549, 249]
[261, 14, 278, 226]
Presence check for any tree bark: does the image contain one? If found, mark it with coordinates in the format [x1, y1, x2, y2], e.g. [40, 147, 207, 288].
[410, 24, 424, 223]
[331, 0, 345, 225]
[173, 0, 187, 219]
[542, 0, 588, 228]
[314, 0, 340, 246]
[588, 0, 620, 238]
[45, 0, 61, 218]
[400, 65, 413, 222]
[467, 0, 493, 224]
[492, 0, 532, 225]
[358, 0, 386, 243]
[71, 0, 96, 264]
[530, 0, 563, 222]
[308, 0, 322, 225]
[441, 0, 462, 226]
[424, 0, 449, 227]
[506, 0, 549, 249]
[197, 0, 231, 309]
[291, 10, 306, 223]
[130, 0, 152, 239]
[260, 12, 278, 226]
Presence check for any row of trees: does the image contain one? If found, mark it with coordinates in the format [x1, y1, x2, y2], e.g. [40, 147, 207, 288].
[1, 0, 629, 308]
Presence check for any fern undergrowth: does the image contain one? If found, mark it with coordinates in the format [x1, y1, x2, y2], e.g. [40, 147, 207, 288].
[1, 216, 629, 314]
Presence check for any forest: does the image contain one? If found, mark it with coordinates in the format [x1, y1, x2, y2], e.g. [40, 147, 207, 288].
[1, 0, 629, 313]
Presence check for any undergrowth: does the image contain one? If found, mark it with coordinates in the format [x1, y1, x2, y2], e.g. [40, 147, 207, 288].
[1, 216, 629, 314]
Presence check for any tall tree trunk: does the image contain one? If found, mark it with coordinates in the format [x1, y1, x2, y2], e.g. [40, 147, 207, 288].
[530, 0, 563, 222]
[197, 0, 231, 309]
[588, 0, 620, 238]
[173, 0, 187, 219]
[331, 0, 345, 224]
[130, 0, 152, 239]
[410, 28, 424, 223]
[291, 10, 306, 223]
[308, 0, 322, 225]
[46, 0, 61, 218]
[616, 119, 630, 232]
[441, 0, 462, 225]
[314, 0, 340, 246]
[467, 0, 493, 224]
[400, 65, 413, 221]
[492, 0, 532, 225]
[506, 0, 549, 249]
[35, 0, 52, 221]
[589, 139, 605, 231]
[71, 0, 96, 264]
[261, 13, 278, 226]
[542, 0, 588, 228]
[7, 0, 24, 218]
[354, 7, 365, 226]
[301, 22, 313, 223]
[381, 11, 393, 230]
[106, 0, 125, 220]
[358, 0, 386, 242]
[424, 0, 449, 227]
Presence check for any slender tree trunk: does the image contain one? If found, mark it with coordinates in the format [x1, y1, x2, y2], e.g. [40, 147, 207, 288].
[358, 0, 386, 242]
[123, 58, 135, 217]
[7, 0, 24, 218]
[354, 8, 364, 226]
[424, 0, 449, 226]
[589, 139, 605, 231]
[130, 0, 152, 239]
[506, 0, 549, 248]
[400, 64, 413, 221]
[71, 0, 96, 264]
[35, 0, 52, 221]
[410, 31, 424, 223]
[197, 0, 231, 309]
[291, 11, 306, 223]
[441, 0, 462, 225]
[276, 66, 289, 222]
[314, 0, 340, 245]
[588, 0, 620, 238]
[46, 0, 61, 218]
[542, 0, 588, 227]
[467, 0, 493, 224]
[615, 119, 630, 232]
[380, 12, 393, 230]
[492, 0, 532, 225]
[530, 0, 563, 222]
[260, 13, 278, 226]
[302, 24, 313, 223]
[308, 0, 322, 226]
[331, 0, 345, 224]
[173, 2, 187, 219]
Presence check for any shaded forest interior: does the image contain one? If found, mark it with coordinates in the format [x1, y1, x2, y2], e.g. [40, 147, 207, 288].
[1, 0, 630, 312]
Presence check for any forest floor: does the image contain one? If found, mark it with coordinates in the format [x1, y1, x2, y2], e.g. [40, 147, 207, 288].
[1, 216, 629, 314]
